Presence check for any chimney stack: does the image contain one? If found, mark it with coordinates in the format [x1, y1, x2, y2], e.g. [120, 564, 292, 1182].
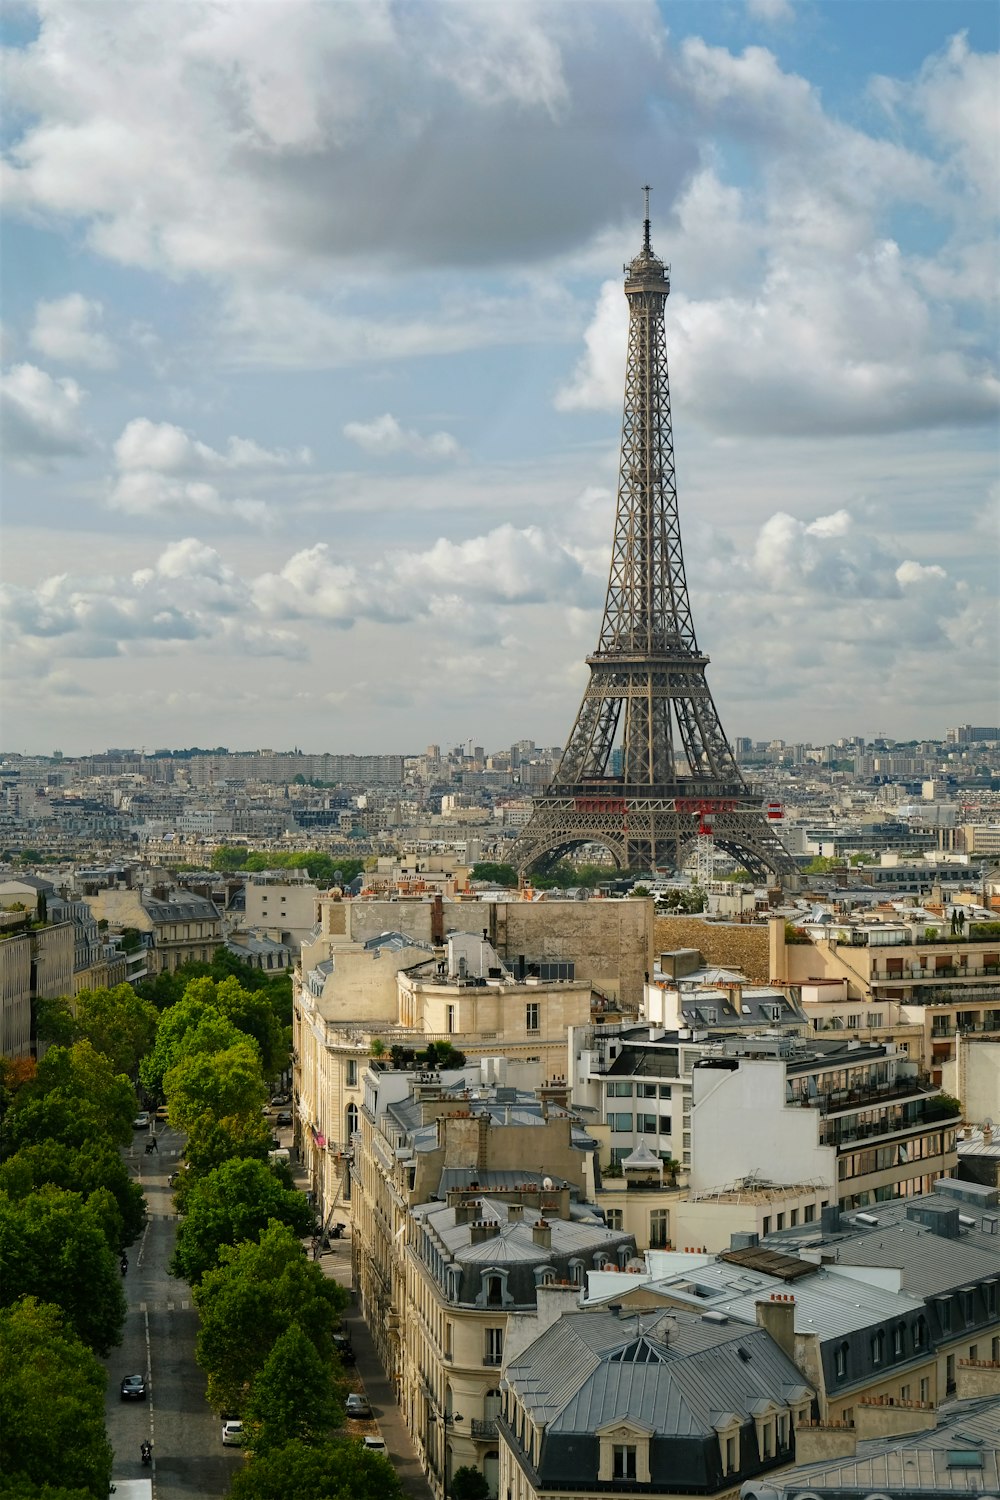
[532, 1219, 552, 1249]
[755, 1294, 797, 1363]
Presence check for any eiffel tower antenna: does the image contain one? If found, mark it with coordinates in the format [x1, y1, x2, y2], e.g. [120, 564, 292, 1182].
[511, 196, 797, 883]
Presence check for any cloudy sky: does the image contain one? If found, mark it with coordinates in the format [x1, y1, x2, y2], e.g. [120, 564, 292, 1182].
[1, 0, 997, 757]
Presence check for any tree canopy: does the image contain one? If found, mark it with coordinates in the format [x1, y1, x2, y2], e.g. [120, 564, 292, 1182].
[0, 1137, 146, 1249]
[194, 1221, 347, 1412]
[164, 1039, 266, 1133]
[171, 1160, 314, 1284]
[72, 983, 159, 1078]
[229, 1440, 402, 1500]
[0, 1298, 113, 1499]
[2, 1042, 136, 1156]
[469, 862, 518, 887]
[0, 1186, 126, 1353]
[242, 1323, 341, 1452]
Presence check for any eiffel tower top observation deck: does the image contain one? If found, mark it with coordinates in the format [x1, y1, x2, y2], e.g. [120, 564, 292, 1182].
[510, 192, 796, 882]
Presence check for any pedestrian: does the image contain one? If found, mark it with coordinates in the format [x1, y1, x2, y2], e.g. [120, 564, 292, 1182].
[150, 1134, 159, 1153]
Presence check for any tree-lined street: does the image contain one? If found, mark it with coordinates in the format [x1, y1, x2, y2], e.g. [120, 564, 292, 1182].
[105, 1127, 243, 1498]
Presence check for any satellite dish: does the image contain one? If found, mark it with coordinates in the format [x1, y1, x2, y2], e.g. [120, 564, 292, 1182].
[542, 1176, 554, 1191]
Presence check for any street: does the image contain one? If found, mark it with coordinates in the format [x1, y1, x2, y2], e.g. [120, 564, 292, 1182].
[104, 1127, 242, 1499]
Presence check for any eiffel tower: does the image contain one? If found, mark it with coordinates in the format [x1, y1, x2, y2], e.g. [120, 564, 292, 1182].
[511, 193, 796, 883]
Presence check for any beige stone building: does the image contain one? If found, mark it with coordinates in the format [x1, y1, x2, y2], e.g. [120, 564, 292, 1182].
[351, 1064, 630, 1497]
[83, 886, 223, 974]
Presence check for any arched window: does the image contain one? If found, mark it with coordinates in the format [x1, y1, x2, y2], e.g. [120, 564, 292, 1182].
[835, 1342, 849, 1379]
[871, 1330, 885, 1366]
[346, 1103, 359, 1140]
[487, 1275, 503, 1306]
[893, 1323, 905, 1358]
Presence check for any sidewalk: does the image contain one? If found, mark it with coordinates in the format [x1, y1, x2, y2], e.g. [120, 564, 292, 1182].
[290, 1156, 433, 1500]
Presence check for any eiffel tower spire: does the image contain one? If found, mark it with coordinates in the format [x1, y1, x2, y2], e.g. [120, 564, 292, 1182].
[511, 195, 796, 882]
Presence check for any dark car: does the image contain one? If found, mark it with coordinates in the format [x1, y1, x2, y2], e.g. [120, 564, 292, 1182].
[333, 1333, 355, 1365]
[276, 1110, 293, 1127]
[121, 1374, 146, 1401]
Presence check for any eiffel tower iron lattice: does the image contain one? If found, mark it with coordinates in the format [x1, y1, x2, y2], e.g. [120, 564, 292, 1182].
[511, 195, 796, 883]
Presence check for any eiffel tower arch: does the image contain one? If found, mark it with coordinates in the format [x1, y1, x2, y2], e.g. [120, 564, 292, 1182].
[510, 194, 797, 884]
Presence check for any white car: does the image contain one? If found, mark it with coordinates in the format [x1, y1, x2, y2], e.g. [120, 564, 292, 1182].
[133, 1112, 151, 1130]
[221, 1420, 244, 1446]
[363, 1434, 388, 1455]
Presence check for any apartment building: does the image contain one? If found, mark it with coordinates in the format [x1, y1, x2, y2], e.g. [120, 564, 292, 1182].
[690, 1036, 961, 1212]
[352, 1065, 627, 1497]
[500, 1303, 813, 1500]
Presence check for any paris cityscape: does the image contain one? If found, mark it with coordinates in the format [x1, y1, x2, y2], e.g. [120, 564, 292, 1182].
[1, 4, 998, 1500]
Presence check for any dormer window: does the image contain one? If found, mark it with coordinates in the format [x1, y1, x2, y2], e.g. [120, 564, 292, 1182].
[477, 1267, 511, 1309]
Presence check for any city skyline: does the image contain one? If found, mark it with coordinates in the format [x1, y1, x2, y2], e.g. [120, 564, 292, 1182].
[2, 1, 997, 755]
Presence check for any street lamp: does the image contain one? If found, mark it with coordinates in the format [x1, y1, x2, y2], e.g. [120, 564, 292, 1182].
[429, 1405, 463, 1500]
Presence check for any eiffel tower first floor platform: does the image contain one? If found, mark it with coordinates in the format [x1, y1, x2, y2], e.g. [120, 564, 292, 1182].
[508, 780, 799, 883]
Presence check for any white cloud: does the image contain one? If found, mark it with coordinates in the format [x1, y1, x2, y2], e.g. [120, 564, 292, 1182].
[343, 412, 459, 459]
[1, 0, 673, 280]
[745, 0, 795, 21]
[113, 417, 309, 473]
[0, 362, 91, 468]
[29, 293, 116, 369]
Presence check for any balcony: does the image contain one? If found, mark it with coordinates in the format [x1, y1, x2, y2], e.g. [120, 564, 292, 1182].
[790, 1075, 935, 1114]
[471, 1418, 498, 1439]
[821, 1101, 961, 1150]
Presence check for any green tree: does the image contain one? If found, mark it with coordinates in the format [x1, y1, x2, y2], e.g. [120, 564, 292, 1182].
[0, 1298, 113, 1499]
[73, 983, 159, 1078]
[165, 1040, 266, 1136]
[171, 1160, 314, 1284]
[3, 1042, 136, 1156]
[470, 862, 518, 887]
[230, 1440, 401, 1500]
[139, 991, 245, 1097]
[450, 1468, 491, 1500]
[0, 1186, 126, 1353]
[243, 1323, 340, 1451]
[33, 995, 77, 1048]
[0, 1138, 146, 1248]
[211, 845, 250, 872]
[182, 1109, 274, 1177]
[194, 1222, 347, 1412]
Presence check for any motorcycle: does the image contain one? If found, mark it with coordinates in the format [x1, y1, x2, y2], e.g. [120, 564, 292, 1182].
[120, 1254, 128, 1275]
[140, 1441, 152, 1467]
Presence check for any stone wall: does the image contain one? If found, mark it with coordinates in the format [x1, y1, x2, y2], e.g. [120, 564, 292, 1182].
[653, 916, 770, 982]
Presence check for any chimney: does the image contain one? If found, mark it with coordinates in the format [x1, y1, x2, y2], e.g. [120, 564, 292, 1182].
[470, 1220, 500, 1245]
[755, 1294, 797, 1363]
[507, 1203, 525, 1222]
[431, 893, 444, 944]
[454, 1199, 478, 1226]
[532, 1219, 552, 1249]
[984, 1121, 993, 1144]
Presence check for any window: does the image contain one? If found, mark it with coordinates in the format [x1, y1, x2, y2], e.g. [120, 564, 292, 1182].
[871, 1330, 885, 1366]
[446, 1004, 456, 1034]
[612, 1445, 637, 1480]
[485, 1327, 504, 1365]
[762, 1216, 771, 1236]
[835, 1342, 849, 1380]
[920, 1377, 930, 1403]
[525, 1002, 540, 1033]
[346, 1059, 358, 1087]
[790, 1209, 798, 1227]
[609, 1113, 633, 1132]
[804, 1203, 815, 1223]
[776, 1213, 785, 1231]
[638, 1112, 657, 1134]
[725, 1434, 738, 1473]
[659, 1115, 672, 1135]
[914, 1317, 927, 1350]
[639, 1082, 658, 1099]
[606, 1209, 624, 1231]
[762, 1422, 772, 1458]
[487, 1276, 503, 1306]
[659, 1084, 672, 1099]
[607, 1081, 633, 1097]
[649, 1209, 669, 1248]
[893, 1324, 905, 1358]
[963, 1289, 975, 1323]
[901, 1384, 910, 1401]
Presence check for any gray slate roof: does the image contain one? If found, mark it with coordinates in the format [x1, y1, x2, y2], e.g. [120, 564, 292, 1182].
[506, 1307, 810, 1436]
[755, 1393, 1000, 1497]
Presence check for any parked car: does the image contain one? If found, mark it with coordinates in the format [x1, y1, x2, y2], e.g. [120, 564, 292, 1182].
[333, 1333, 355, 1365]
[269, 1093, 289, 1106]
[120, 1374, 146, 1401]
[221, 1420, 244, 1446]
[276, 1110, 293, 1127]
[345, 1392, 372, 1419]
[155, 1105, 170, 1122]
[363, 1434, 388, 1455]
[133, 1112, 151, 1131]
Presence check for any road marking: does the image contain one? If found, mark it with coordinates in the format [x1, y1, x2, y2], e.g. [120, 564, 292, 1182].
[144, 1306, 156, 1492]
[138, 1216, 151, 1270]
